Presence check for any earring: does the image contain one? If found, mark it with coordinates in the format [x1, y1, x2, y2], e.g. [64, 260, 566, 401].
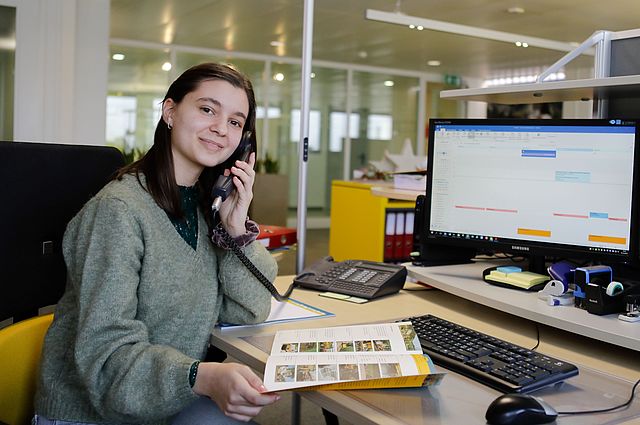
[167, 122, 173, 130]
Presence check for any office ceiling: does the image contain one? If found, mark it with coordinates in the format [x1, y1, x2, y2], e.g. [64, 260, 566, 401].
[110, 0, 640, 83]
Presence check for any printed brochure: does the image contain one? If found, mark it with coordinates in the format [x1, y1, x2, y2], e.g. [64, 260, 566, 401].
[262, 322, 445, 392]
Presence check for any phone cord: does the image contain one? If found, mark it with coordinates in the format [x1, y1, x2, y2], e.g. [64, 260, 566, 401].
[218, 228, 295, 301]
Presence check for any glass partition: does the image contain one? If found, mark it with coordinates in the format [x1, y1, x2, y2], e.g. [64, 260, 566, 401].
[107, 44, 424, 219]
[107, 45, 173, 159]
[349, 71, 419, 176]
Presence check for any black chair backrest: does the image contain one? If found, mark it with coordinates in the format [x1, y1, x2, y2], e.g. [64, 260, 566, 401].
[0, 141, 125, 322]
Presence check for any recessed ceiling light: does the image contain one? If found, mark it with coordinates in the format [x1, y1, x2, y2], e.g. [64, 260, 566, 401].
[161, 62, 172, 72]
[384, 80, 394, 87]
[112, 53, 125, 61]
[427, 60, 441, 66]
[507, 6, 525, 14]
[273, 72, 285, 82]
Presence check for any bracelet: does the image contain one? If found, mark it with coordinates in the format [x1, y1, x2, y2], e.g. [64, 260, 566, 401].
[188, 361, 200, 388]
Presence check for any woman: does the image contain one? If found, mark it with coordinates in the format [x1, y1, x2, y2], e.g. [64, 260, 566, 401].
[34, 63, 280, 424]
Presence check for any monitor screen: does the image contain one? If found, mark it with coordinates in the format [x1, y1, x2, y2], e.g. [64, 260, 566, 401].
[422, 118, 640, 273]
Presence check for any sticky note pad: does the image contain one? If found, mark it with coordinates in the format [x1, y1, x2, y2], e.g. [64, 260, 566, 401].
[496, 266, 522, 274]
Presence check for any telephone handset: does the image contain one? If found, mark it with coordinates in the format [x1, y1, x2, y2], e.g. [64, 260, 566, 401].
[211, 132, 253, 212]
[209, 131, 293, 301]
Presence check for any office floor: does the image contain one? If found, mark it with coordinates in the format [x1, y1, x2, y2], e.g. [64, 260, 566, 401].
[229, 228, 353, 425]
[275, 228, 331, 276]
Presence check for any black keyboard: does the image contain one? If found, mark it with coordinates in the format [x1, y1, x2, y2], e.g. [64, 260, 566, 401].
[404, 314, 579, 393]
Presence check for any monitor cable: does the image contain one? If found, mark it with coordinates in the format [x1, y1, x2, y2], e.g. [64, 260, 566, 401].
[529, 323, 540, 351]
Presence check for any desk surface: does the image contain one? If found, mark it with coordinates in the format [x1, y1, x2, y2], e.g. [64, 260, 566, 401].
[211, 276, 640, 425]
[370, 185, 424, 201]
[408, 261, 640, 353]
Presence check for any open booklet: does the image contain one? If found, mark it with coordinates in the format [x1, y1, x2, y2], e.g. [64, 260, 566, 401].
[262, 322, 445, 392]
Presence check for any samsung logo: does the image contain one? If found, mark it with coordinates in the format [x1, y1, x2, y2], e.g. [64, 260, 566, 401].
[511, 245, 529, 252]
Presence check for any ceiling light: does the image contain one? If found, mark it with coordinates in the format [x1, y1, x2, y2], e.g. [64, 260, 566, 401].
[270, 41, 284, 47]
[310, 72, 316, 79]
[161, 62, 172, 72]
[384, 80, 394, 87]
[507, 7, 525, 14]
[483, 71, 565, 87]
[112, 53, 125, 61]
[273, 72, 285, 82]
[427, 60, 441, 66]
[358, 51, 368, 59]
[365, 9, 592, 55]
[515, 41, 522, 47]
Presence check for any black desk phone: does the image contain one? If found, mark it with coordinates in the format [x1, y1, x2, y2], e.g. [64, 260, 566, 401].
[293, 256, 407, 300]
[210, 133, 406, 302]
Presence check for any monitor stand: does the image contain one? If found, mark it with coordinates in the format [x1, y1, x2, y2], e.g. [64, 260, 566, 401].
[526, 254, 548, 275]
[412, 243, 476, 267]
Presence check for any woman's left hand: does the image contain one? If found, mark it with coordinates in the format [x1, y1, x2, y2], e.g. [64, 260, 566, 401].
[218, 152, 256, 237]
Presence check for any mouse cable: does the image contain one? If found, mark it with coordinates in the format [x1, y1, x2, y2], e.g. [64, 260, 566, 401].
[557, 377, 639, 415]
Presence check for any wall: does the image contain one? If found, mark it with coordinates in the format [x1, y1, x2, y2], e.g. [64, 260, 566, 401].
[6, 0, 109, 145]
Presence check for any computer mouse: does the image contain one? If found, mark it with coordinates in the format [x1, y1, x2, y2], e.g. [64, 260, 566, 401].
[485, 393, 558, 425]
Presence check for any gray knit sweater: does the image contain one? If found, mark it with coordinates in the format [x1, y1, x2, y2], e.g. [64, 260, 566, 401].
[34, 174, 277, 424]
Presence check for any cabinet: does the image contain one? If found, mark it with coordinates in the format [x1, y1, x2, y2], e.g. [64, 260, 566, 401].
[329, 180, 417, 262]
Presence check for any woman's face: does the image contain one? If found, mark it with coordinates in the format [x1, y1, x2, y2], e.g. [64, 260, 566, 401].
[163, 79, 249, 185]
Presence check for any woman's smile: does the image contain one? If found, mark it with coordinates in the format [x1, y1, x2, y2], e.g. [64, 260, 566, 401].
[199, 137, 224, 151]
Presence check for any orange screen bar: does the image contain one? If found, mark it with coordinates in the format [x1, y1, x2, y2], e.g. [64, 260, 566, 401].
[517, 228, 551, 237]
[589, 235, 627, 245]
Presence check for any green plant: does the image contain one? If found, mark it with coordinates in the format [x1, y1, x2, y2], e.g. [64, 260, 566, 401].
[121, 147, 143, 164]
[257, 153, 280, 174]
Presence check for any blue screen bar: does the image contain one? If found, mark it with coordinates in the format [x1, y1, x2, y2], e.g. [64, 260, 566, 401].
[435, 125, 635, 134]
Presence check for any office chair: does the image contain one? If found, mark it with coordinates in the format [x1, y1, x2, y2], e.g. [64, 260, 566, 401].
[0, 313, 54, 425]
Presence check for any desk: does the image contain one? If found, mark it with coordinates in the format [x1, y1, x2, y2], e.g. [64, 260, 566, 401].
[370, 185, 423, 202]
[211, 276, 640, 424]
[407, 261, 640, 357]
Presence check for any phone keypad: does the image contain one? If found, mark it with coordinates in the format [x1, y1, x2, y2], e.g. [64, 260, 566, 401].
[329, 280, 377, 296]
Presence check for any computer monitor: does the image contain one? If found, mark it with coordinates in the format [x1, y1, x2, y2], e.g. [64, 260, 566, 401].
[420, 118, 640, 274]
[0, 141, 124, 322]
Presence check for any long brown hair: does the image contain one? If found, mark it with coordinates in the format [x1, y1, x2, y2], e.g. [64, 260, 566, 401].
[117, 63, 257, 226]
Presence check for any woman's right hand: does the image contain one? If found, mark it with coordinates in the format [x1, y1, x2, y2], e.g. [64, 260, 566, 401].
[193, 362, 280, 422]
